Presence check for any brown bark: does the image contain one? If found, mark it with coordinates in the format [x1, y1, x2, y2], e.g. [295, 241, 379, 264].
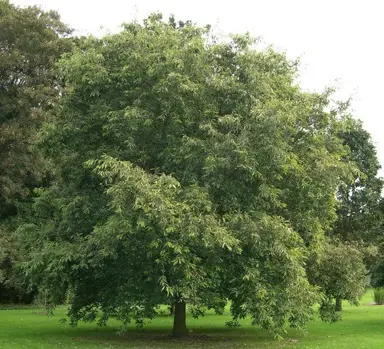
[172, 301, 188, 337]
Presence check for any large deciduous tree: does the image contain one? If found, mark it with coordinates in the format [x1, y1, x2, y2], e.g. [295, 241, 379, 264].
[20, 15, 353, 337]
[0, 0, 72, 302]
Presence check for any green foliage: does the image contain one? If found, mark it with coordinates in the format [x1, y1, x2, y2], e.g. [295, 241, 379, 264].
[373, 287, 384, 305]
[0, 0, 72, 303]
[333, 118, 383, 244]
[310, 243, 367, 319]
[19, 14, 356, 336]
[329, 117, 384, 295]
[370, 241, 384, 287]
[0, 0, 72, 208]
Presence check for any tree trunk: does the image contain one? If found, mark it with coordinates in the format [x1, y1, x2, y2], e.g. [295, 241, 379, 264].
[172, 301, 188, 337]
[335, 297, 342, 311]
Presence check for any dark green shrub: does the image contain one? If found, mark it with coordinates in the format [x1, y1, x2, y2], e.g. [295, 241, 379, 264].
[373, 288, 384, 305]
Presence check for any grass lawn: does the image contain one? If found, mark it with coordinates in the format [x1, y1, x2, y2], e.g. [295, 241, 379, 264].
[1, 290, 383, 349]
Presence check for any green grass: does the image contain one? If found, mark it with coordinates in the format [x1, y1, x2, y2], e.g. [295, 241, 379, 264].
[1, 291, 383, 349]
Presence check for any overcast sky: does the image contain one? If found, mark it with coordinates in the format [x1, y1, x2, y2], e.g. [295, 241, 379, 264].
[13, 0, 384, 171]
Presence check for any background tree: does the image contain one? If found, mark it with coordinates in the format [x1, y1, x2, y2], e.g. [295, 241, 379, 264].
[20, 15, 354, 337]
[333, 119, 383, 243]
[326, 119, 383, 308]
[309, 242, 367, 317]
[0, 0, 72, 303]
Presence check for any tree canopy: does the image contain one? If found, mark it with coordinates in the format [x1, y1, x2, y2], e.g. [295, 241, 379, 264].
[0, 0, 72, 303]
[309, 242, 367, 317]
[327, 118, 384, 301]
[333, 118, 383, 243]
[16, 14, 372, 337]
[0, 0, 71, 210]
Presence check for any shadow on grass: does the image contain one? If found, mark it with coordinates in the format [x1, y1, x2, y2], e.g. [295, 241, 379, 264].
[2, 313, 274, 341]
[7, 307, 384, 348]
[72, 329, 277, 349]
[19, 320, 280, 348]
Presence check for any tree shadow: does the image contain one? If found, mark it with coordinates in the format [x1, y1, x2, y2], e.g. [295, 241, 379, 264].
[73, 329, 276, 349]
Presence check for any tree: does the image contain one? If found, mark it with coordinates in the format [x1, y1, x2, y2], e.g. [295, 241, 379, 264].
[20, 15, 353, 337]
[328, 119, 383, 307]
[333, 119, 383, 243]
[309, 242, 367, 317]
[0, 0, 72, 302]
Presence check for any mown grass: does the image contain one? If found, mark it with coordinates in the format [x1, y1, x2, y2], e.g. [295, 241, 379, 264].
[1, 290, 383, 349]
